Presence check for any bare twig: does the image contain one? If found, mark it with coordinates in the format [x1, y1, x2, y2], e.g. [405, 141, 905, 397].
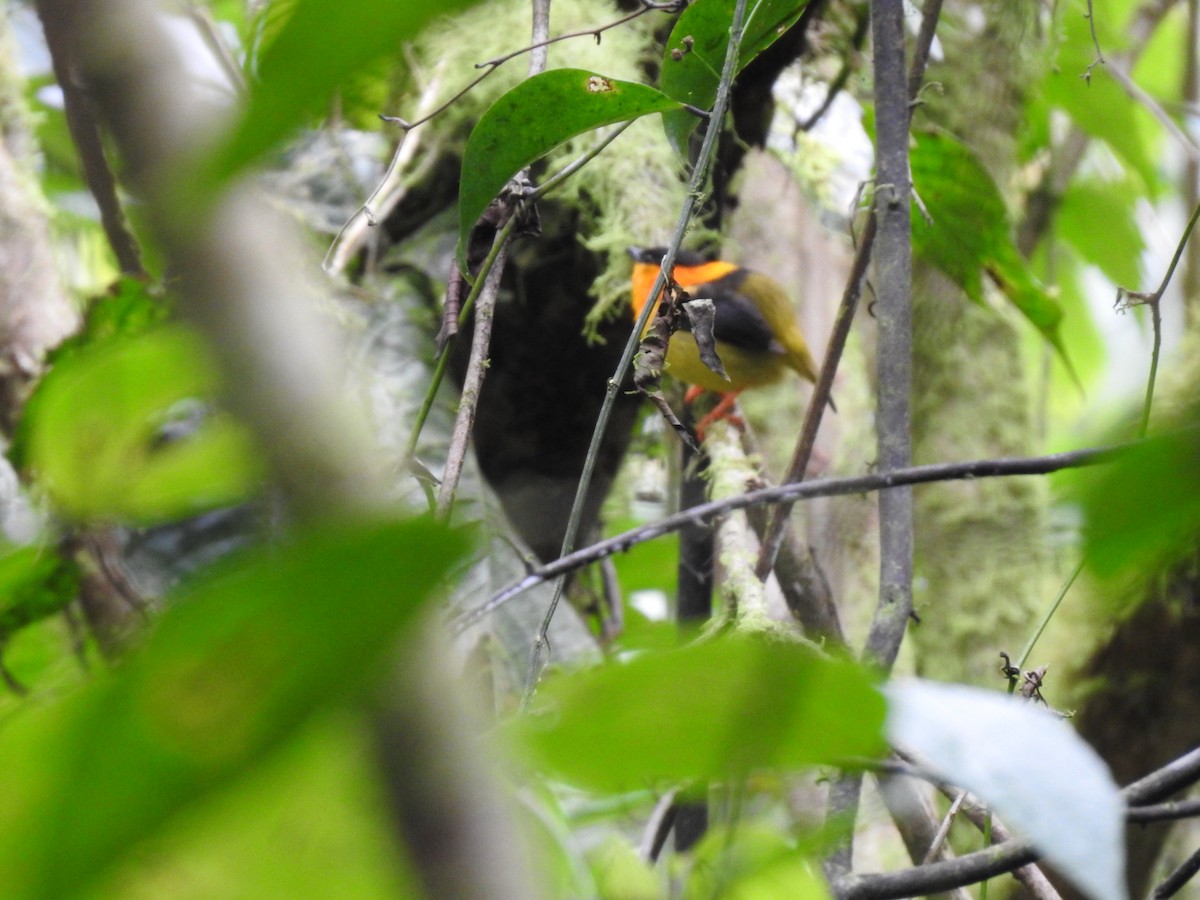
[477, 1, 686, 70]
[1105, 61, 1200, 162]
[528, 0, 551, 77]
[453, 441, 1131, 632]
[1128, 797, 1200, 823]
[834, 744, 1200, 899]
[755, 0, 943, 584]
[921, 791, 965, 864]
[435, 232, 510, 517]
[1153, 845, 1200, 899]
[1124, 747, 1200, 805]
[35, 0, 146, 276]
[1081, 0, 1107, 84]
[1117, 196, 1200, 437]
[379, 0, 683, 135]
[323, 66, 445, 276]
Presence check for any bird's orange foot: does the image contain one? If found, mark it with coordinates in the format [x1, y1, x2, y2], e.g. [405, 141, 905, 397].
[691, 391, 744, 442]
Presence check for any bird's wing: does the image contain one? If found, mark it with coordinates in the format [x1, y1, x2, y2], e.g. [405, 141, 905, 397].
[682, 274, 783, 357]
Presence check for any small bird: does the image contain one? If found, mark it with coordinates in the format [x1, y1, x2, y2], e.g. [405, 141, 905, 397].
[628, 246, 822, 432]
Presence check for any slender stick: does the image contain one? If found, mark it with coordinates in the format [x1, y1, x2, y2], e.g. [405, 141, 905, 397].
[435, 234, 510, 516]
[519, 0, 755, 701]
[755, 0, 943, 582]
[454, 440, 1132, 632]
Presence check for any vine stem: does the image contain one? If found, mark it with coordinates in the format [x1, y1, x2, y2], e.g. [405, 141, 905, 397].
[520, 0, 755, 703]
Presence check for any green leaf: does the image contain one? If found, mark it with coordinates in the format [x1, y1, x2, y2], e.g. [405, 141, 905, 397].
[1057, 178, 1144, 288]
[659, 0, 809, 154]
[23, 326, 263, 523]
[516, 635, 885, 792]
[11, 278, 171, 472]
[457, 69, 681, 255]
[686, 823, 830, 900]
[1081, 429, 1200, 578]
[0, 547, 79, 640]
[88, 714, 423, 899]
[1043, 0, 1159, 192]
[910, 131, 1070, 362]
[0, 517, 466, 898]
[203, 0, 480, 189]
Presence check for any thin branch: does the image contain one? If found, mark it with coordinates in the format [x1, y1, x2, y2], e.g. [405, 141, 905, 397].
[477, 1, 686, 70]
[833, 839, 1040, 900]
[1118, 196, 1200, 437]
[528, 0, 551, 77]
[35, 0, 146, 276]
[1016, 556, 1085, 669]
[1128, 797, 1200, 823]
[404, 216, 516, 462]
[1105, 61, 1200, 162]
[323, 66, 445, 275]
[1153, 845, 1200, 899]
[824, 0, 919, 874]
[755, 0, 943, 584]
[519, 0, 754, 701]
[1124, 746, 1200, 805]
[379, 0, 683, 135]
[529, 121, 636, 200]
[435, 232, 511, 517]
[834, 744, 1200, 900]
[921, 791, 965, 864]
[453, 441, 1131, 632]
[186, 3, 246, 96]
[1081, 0, 1107, 84]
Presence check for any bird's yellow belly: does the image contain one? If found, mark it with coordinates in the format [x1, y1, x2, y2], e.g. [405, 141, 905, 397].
[664, 333, 790, 393]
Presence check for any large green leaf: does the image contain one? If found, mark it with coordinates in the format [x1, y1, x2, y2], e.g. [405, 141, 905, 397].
[659, 0, 809, 154]
[0, 517, 466, 898]
[1042, 0, 1159, 192]
[1080, 429, 1200, 578]
[11, 278, 171, 472]
[516, 635, 885, 792]
[23, 326, 263, 523]
[911, 131, 1069, 362]
[202, 0, 480, 190]
[1057, 178, 1144, 288]
[457, 69, 681, 254]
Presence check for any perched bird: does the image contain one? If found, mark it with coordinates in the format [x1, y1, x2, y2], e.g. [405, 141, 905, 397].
[628, 246, 822, 431]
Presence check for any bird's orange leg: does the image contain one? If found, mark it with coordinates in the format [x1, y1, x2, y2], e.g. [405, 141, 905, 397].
[691, 391, 744, 441]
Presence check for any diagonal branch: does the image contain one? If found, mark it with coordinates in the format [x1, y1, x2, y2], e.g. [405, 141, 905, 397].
[453, 440, 1133, 632]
